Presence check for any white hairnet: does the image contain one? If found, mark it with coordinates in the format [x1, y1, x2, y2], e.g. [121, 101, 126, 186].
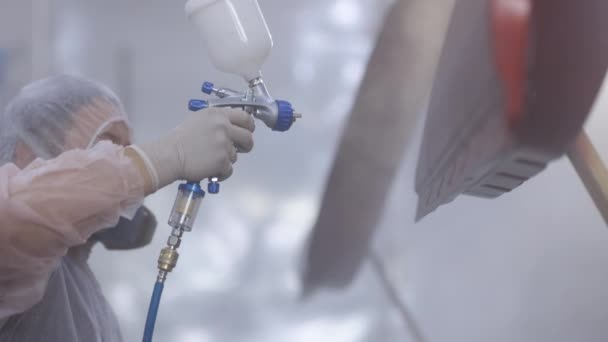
[0, 75, 131, 165]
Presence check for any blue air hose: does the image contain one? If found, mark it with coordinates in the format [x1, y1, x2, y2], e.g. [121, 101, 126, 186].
[142, 281, 164, 342]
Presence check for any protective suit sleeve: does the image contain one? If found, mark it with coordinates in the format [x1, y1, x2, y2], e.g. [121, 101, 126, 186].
[0, 141, 144, 319]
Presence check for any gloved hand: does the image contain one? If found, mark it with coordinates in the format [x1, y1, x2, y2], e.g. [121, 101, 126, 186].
[129, 107, 255, 193]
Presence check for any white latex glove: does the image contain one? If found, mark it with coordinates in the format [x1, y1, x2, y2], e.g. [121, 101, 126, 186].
[131, 107, 255, 192]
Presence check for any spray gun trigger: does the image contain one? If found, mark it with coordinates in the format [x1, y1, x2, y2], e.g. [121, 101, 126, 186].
[188, 99, 208, 111]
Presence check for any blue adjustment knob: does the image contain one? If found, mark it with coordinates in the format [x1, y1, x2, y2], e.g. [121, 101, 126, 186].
[189, 100, 208, 111]
[202, 82, 214, 95]
[179, 182, 206, 197]
[274, 100, 295, 132]
[208, 181, 220, 194]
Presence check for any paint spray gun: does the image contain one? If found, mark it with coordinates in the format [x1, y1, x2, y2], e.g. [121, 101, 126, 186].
[142, 1, 301, 341]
